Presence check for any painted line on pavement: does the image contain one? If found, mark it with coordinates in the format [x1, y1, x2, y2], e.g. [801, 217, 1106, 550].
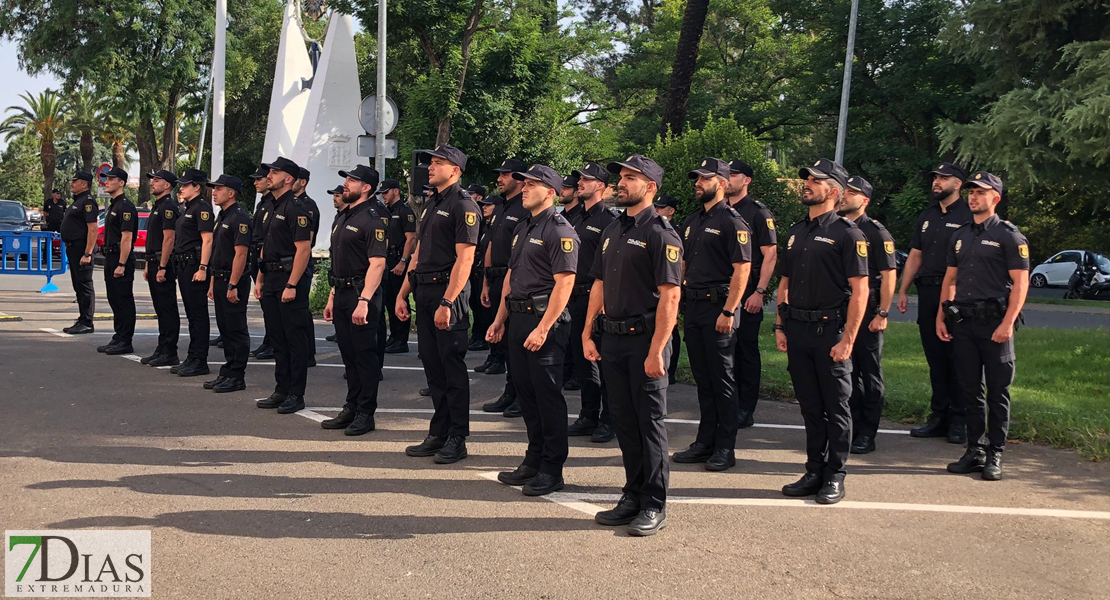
[39, 328, 71, 338]
[476, 471, 602, 517]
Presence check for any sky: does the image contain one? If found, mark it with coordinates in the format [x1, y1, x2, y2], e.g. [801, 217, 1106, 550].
[0, 40, 63, 152]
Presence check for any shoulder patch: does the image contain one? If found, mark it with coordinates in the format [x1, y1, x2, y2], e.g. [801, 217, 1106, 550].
[200, 211, 210, 221]
[407, 214, 414, 222]
[738, 230, 749, 245]
[1018, 244, 1029, 258]
[122, 212, 131, 221]
[884, 240, 894, 255]
[560, 237, 574, 253]
[765, 218, 775, 231]
[376, 229, 385, 242]
[665, 244, 680, 263]
[85, 203, 93, 213]
[239, 223, 248, 234]
[465, 211, 478, 226]
[856, 240, 868, 257]
[297, 215, 308, 228]
[165, 209, 173, 219]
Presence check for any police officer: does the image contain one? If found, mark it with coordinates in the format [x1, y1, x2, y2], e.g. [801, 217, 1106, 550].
[338, 165, 390, 372]
[774, 158, 869, 505]
[382, 179, 417, 354]
[169, 168, 215, 377]
[725, 159, 778, 427]
[897, 162, 972, 443]
[565, 161, 620, 443]
[293, 167, 320, 366]
[838, 176, 897, 454]
[395, 145, 480, 464]
[204, 175, 252, 393]
[254, 157, 315, 414]
[487, 164, 579, 495]
[43, 189, 66, 233]
[653, 194, 683, 384]
[467, 184, 493, 352]
[560, 172, 582, 223]
[324, 183, 348, 344]
[671, 158, 752, 471]
[248, 165, 276, 359]
[97, 167, 138, 355]
[142, 170, 182, 366]
[321, 167, 390, 436]
[584, 154, 681, 536]
[940, 172, 1029, 481]
[60, 171, 98, 335]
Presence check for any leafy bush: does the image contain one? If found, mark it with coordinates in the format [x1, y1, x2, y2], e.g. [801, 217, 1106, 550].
[309, 258, 331, 315]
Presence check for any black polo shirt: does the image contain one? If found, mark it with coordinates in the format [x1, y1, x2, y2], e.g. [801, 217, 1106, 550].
[44, 197, 67, 224]
[910, 198, 972, 278]
[331, 201, 389, 279]
[367, 198, 390, 232]
[387, 200, 416, 248]
[730, 195, 777, 270]
[297, 193, 321, 242]
[263, 190, 313, 261]
[210, 203, 252, 273]
[103, 194, 138, 251]
[681, 200, 752, 289]
[174, 196, 215, 252]
[147, 194, 179, 257]
[414, 183, 480, 273]
[562, 202, 585, 227]
[946, 214, 1030, 302]
[507, 207, 579, 298]
[573, 200, 620, 285]
[61, 191, 99, 244]
[853, 213, 897, 289]
[252, 193, 274, 248]
[489, 193, 530, 268]
[779, 209, 869, 311]
[590, 205, 683, 319]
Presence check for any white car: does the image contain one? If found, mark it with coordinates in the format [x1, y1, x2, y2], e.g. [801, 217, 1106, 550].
[1030, 250, 1103, 287]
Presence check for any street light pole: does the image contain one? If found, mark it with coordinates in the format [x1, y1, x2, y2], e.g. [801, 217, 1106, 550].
[213, 0, 226, 176]
[375, 0, 387, 177]
[834, 0, 859, 165]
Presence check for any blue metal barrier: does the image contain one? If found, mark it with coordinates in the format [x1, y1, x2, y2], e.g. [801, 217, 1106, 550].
[0, 230, 68, 293]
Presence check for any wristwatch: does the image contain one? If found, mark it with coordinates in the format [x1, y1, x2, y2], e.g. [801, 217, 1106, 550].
[878, 309, 890, 318]
[285, 283, 297, 290]
[401, 256, 410, 263]
[721, 309, 735, 318]
[772, 323, 785, 332]
[199, 264, 208, 271]
[358, 296, 371, 304]
[439, 297, 453, 307]
[227, 283, 237, 290]
[83, 253, 92, 258]
[755, 287, 767, 295]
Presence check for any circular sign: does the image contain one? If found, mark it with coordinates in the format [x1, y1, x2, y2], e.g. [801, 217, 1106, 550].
[97, 163, 111, 185]
[358, 96, 399, 136]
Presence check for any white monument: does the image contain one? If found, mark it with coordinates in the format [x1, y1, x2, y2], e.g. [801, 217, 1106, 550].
[261, 0, 313, 162]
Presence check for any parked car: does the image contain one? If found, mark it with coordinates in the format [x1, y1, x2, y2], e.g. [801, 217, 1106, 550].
[1030, 250, 1104, 287]
[95, 210, 150, 265]
[0, 200, 32, 251]
[895, 250, 908, 275]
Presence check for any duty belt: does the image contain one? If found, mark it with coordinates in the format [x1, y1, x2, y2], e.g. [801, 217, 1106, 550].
[409, 270, 452, 285]
[915, 276, 944, 286]
[101, 244, 121, 254]
[779, 304, 844, 324]
[685, 285, 729, 304]
[331, 275, 365, 289]
[598, 313, 655, 336]
[171, 249, 200, 266]
[259, 256, 294, 273]
[485, 266, 508, 278]
[210, 269, 232, 280]
[506, 294, 552, 317]
[948, 300, 1005, 320]
[571, 283, 592, 298]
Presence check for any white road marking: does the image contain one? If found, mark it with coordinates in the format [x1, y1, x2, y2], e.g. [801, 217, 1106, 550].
[39, 328, 70, 338]
[296, 410, 327, 423]
[476, 471, 602, 517]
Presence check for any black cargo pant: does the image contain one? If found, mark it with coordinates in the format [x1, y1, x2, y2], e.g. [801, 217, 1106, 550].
[469, 269, 492, 344]
[685, 298, 739, 451]
[952, 315, 1015, 454]
[508, 309, 571, 477]
[849, 302, 885, 439]
[334, 285, 383, 415]
[64, 241, 95, 326]
[415, 280, 471, 438]
[601, 331, 671, 511]
[785, 319, 852, 481]
[917, 283, 964, 423]
[176, 259, 210, 361]
[103, 252, 136, 345]
[146, 260, 179, 358]
[736, 291, 764, 416]
[250, 247, 271, 350]
[213, 276, 250, 379]
[488, 273, 515, 398]
[386, 255, 411, 344]
[569, 294, 607, 424]
[260, 272, 311, 396]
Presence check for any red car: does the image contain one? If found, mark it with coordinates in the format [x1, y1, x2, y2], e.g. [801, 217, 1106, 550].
[96, 210, 150, 264]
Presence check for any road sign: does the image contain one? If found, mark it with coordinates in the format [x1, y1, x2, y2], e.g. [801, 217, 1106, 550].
[357, 135, 397, 159]
[358, 95, 399, 136]
[96, 163, 111, 186]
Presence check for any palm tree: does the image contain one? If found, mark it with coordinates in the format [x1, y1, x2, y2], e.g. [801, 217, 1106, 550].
[64, 89, 103, 172]
[0, 90, 68, 203]
[100, 113, 135, 170]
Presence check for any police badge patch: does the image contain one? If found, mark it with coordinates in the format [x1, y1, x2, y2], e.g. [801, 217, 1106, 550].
[1018, 244, 1028, 258]
[376, 229, 385, 242]
[240, 223, 248, 234]
[85, 204, 93, 212]
[766, 218, 775, 231]
[738, 231, 749, 245]
[602, 238, 610, 253]
[407, 214, 414, 222]
[884, 240, 894, 254]
[465, 212, 478, 226]
[561, 238, 574, 253]
[123, 212, 131, 221]
[297, 216, 308, 227]
[200, 211, 210, 221]
[165, 209, 173, 219]
[666, 245, 680, 263]
[856, 241, 868, 257]
[787, 234, 795, 250]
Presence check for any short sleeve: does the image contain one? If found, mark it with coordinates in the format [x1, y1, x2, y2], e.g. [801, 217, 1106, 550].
[366, 222, 388, 259]
[652, 227, 683, 287]
[124, 205, 139, 234]
[873, 226, 897, 271]
[162, 206, 179, 232]
[1003, 231, 1031, 271]
[946, 232, 960, 268]
[83, 200, 98, 224]
[755, 207, 777, 247]
[291, 205, 313, 242]
[730, 216, 753, 264]
[197, 206, 216, 234]
[453, 200, 480, 246]
[233, 217, 252, 247]
[843, 226, 868, 278]
[588, 225, 615, 282]
[548, 225, 579, 275]
[778, 228, 794, 278]
[403, 206, 417, 233]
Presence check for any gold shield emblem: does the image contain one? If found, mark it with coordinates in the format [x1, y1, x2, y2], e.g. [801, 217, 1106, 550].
[376, 229, 385, 242]
[884, 240, 894, 254]
[602, 238, 610, 253]
[239, 223, 248, 235]
[561, 237, 574, 253]
[856, 241, 868, 257]
[684, 226, 691, 239]
[787, 234, 795, 250]
[200, 211, 210, 221]
[407, 214, 414, 222]
[955, 239, 963, 253]
[123, 212, 131, 221]
[85, 204, 93, 213]
[766, 218, 775, 231]
[737, 231, 749, 245]
[297, 216, 308, 227]
[1018, 244, 1029, 258]
[465, 212, 478, 226]
[165, 209, 173, 219]
[665, 245, 680, 264]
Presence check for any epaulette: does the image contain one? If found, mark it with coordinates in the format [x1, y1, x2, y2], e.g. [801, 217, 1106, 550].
[838, 216, 856, 226]
[658, 215, 675, 230]
[753, 200, 767, 210]
[871, 219, 887, 230]
[292, 196, 304, 206]
[1002, 220, 1019, 232]
[726, 205, 741, 218]
[553, 213, 569, 226]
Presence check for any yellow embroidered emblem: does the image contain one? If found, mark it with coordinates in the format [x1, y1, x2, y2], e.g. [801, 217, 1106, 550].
[240, 223, 248, 234]
[200, 211, 210, 221]
[561, 238, 574, 253]
[787, 234, 795, 250]
[297, 216, 307, 227]
[122, 212, 131, 221]
[856, 241, 868, 257]
[602, 238, 610, 253]
[766, 218, 775, 231]
[665, 245, 680, 263]
[684, 226, 690, 239]
[955, 240, 963, 253]
[85, 204, 93, 213]
[737, 231, 748, 245]
[465, 212, 478, 226]
[165, 209, 173, 219]
[884, 240, 894, 254]
[1018, 244, 1028, 258]
[376, 229, 385, 242]
[512, 234, 518, 247]
[407, 214, 414, 222]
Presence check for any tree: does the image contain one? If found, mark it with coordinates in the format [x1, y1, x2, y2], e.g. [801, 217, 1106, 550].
[0, 134, 46, 207]
[0, 90, 67, 204]
[659, 0, 709, 137]
[63, 89, 102, 172]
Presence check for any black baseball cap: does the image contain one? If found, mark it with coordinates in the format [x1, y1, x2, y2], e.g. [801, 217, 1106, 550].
[248, 165, 268, 179]
[338, 164, 380, 190]
[513, 164, 563, 191]
[728, 159, 754, 178]
[481, 193, 504, 206]
[207, 174, 244, 197]
[178, 168, 209, 185]
[297, 167, 311, 181]
[71, 170, 93, 183]
[147, 169, 178, 186]
[799, 158, 849, 187]
[466, 184, 487, 198]
[929, 161, 967, 181]
[562, 172, 580, 189]
[492, 157, 528, 174]
[688, 157, 730, 180]
[846, 176, 873, 198]
[419, 145, 468, 171]
[379, 179, 400, 191]
[964, 171, 1004, 194]
[104, 166, 129, 181]
[653, 195, 677, 210]
[608, 154, 664, 187]
[327, 185, 345, 195]
[262, 156, 300, 179]
[572, 161, 610, 184]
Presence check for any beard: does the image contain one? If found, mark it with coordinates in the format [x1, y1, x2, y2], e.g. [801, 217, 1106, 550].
[616, 188, 643, 207]
[969, 203, 990, 214]
[344, 189, 361, 203]
[801, 188, 823, 206]
[696, 183, 717, 204]
[930, 184, 956, 202]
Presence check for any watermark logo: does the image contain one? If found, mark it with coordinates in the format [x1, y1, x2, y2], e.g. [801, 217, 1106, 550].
[5, 530, 151, 597]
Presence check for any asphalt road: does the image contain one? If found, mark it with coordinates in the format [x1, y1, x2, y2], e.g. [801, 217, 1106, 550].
[0, 276, 1108, 599]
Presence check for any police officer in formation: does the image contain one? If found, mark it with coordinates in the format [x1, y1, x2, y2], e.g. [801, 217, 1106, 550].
[141, 170, 182, 366]
[898, 162, 971, 443]
[254, 157, 314, 414]
[381, 178, 417, 354]
[725, 160, 778, 427]
[61, 170, 98, 335]
[837, 176, 897, 454]
[652, 194, 683, 384]
[95, 167, 138, 355]
[566, 162, 620, 443]
[170, 168, 214, 377]
[322, 166, 390, 436]
[339, 165, 390, 373]
[939, 171, 1028, 481]
[395, 145, 480, 464]
[292, 168, 319, 367]
[248, 165, 276, 360]
[466, 184, 494, 353]
[43, 189, 66, 233]
[584, 154, 681, 536]
[324, 183, 348, 344]
[774, 158, 869, 505]
[671, 158, 752, 472]
[203, 175, 253, 393]
[487, 164, 579, 496]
